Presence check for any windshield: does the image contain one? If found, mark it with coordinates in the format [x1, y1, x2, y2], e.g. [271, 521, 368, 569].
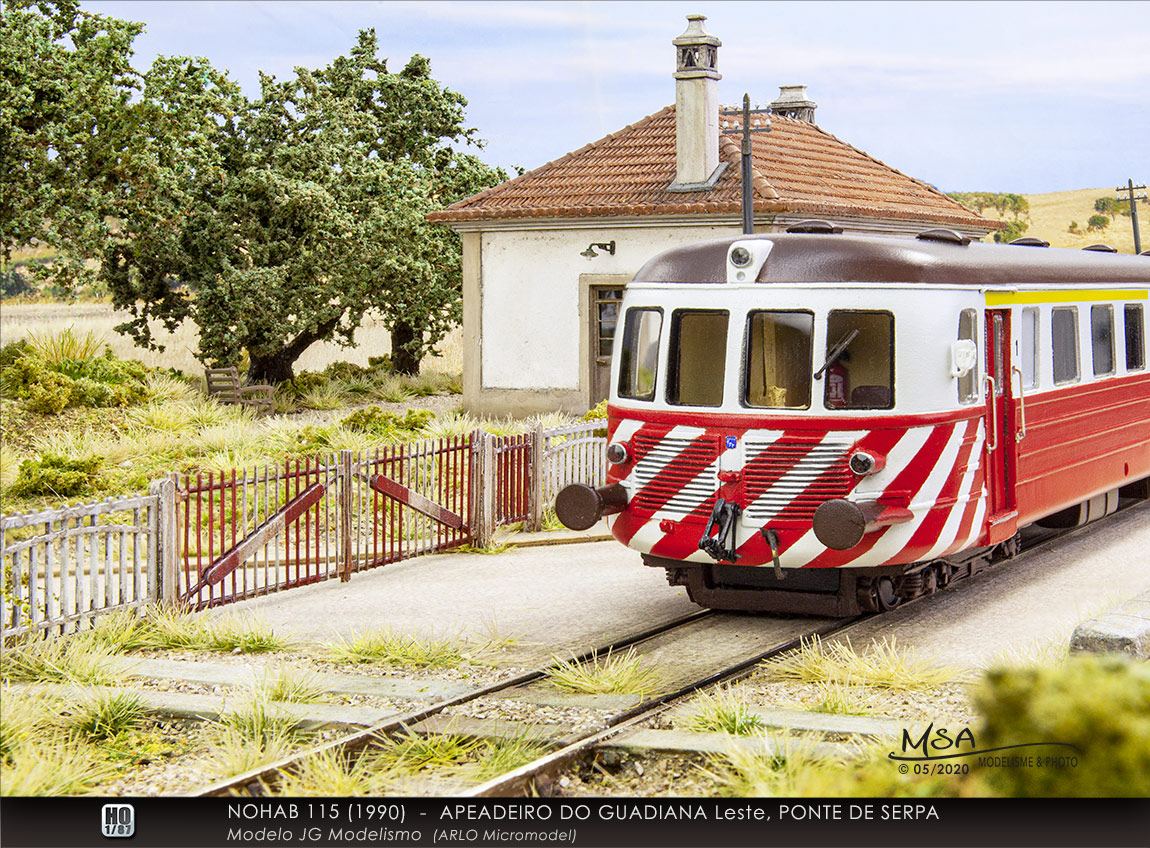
[745, 311, 814, 408]
[822, 310, 894, 409]
[617, 307, 662, 401]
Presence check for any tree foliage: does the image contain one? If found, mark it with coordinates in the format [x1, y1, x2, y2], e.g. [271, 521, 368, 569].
[0, 0, 142, 279]
[1087, 214, 1110, 232]
[1094, 196, 1128, 217]
[947, 192, 1031, 244]
[3, 4, 505, 381]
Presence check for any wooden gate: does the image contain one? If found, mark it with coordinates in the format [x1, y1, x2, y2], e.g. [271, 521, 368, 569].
[176, 438, 473, 609]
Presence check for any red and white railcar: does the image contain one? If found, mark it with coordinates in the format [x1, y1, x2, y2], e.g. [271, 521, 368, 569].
[555, 228, 1150, 615]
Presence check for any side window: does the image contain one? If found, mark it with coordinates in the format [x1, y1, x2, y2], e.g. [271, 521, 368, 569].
[744, 311, 814, 409]
[1051, 306, 1079, 385]
[617, 308, 662, 401]
[822, 310, 894, 410]
[1091, 304, 1115, 377]
[957, 309, 979, 403]
[1020, 306, 1039, 389]
[1125, 304, 1146, 371]
[667, 309, 728, 407]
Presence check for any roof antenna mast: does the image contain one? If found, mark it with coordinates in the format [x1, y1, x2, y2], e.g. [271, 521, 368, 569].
[723, 93, 771, 234]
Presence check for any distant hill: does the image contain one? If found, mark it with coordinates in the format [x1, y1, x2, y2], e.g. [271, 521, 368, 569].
[967, 187, 1145, 254]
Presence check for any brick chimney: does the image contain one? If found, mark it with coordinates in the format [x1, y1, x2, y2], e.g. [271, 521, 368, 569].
[670, 15, 724, 191]
[769, 85, 817, 122]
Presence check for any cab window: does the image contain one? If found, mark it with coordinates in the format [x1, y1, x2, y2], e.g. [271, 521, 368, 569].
[744, 311, 814, 409]
[821, 310, 894, 410]
[617, 308, 662, 401]
[667, 309, 728, 407]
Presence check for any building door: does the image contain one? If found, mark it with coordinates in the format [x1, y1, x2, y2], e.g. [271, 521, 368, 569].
[984, 309, 1019, 542]
[590, 286, 624, 405]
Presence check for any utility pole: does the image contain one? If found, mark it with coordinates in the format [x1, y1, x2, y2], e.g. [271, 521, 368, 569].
[721, 94, 771, 234]
[1116, 178, 1147, 254]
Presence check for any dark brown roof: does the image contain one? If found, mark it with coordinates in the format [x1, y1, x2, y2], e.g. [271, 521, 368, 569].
[635, 233, 1150, 286]
[429, 106, 997, 229]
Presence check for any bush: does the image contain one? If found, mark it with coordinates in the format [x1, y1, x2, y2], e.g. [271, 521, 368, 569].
[26, 370, 73, 414]
[1087, 214, 1109, 232]
[340, 406, 434, 437]
[286, 371, 328, 398]
[0, 338, 150, 413]
[0, 267, 33, 298]
[973, 655, 1150, 796]
[7, 453, 104, 498]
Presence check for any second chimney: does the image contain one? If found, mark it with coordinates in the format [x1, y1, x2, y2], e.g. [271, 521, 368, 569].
[671, 15, 722, 189]
[769, 85, 818, 122]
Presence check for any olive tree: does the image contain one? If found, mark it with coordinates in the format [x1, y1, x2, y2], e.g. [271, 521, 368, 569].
[107, 30, 505, 381]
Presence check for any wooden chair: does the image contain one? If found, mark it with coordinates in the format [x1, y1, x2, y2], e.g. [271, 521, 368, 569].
[205, 366, 275, 415]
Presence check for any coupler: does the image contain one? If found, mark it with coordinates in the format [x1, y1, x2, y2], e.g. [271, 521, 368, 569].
[554, 482, 628, 531]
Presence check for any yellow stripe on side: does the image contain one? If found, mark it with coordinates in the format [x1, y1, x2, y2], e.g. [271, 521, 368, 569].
[985, 289, 1149, 306]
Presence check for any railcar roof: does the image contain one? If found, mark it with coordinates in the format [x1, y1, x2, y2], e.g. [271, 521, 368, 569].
[633, 233, 1150, 287]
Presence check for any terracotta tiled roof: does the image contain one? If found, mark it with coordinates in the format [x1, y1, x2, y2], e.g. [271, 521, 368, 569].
[429, 106, 996, 229]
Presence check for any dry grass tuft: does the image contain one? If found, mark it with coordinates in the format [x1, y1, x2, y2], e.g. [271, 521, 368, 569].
[0, 633, 120, 685]
[686, 685, 766, 735]
[545, 648, 660, 696]
[327, 628, 463, 668]
[760, 636, 958, 691]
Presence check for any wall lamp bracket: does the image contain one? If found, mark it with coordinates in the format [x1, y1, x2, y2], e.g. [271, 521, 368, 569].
[580, 240, 616, 259]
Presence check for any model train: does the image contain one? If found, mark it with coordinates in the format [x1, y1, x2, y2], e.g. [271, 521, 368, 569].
[555, 225, 1150, 615]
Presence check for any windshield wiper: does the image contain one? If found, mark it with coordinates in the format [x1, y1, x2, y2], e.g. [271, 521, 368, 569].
[814, 329, 859, 380]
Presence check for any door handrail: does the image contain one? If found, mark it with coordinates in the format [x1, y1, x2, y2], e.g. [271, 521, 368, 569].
[984, 374, 998, 451]
[1011, 365, 1027, 441]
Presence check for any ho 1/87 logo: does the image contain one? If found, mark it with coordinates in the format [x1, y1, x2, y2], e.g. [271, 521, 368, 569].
[102, 803, 135, 838]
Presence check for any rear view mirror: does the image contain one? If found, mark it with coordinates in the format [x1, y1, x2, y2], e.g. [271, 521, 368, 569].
[950, 339, 977, 378]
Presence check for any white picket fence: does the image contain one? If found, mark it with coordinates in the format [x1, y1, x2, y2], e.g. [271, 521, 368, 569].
[1, 493, 160, 638]
[0, 423, 607, 638]
[540, 421, 608, 505]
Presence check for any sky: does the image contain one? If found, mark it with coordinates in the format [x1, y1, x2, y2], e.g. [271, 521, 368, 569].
[87, 0, 1149, 195]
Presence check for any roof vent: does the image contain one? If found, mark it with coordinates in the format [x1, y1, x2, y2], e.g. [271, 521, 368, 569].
[1082, 243, 1117, 253]
[916, 229, 971, 246]
[1009, 237, 1050, 247]
[786, 220, 842, 234]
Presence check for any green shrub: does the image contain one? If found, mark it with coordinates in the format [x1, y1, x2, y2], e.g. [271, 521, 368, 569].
[973, 655, 1150, 796]
[341, 406, 434, 437]
[581, 399, 608, 436]
[7, 453, 104, 498]
[0, 338, 33, 371]
[26, 370, 74, 414]
[1, 339, 150, 413]
[322, 361, 374, 381]
[286, 371, 328, 397]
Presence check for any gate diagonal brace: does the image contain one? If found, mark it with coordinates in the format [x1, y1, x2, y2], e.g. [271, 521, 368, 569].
[368, 474, 465, 531]
[698, 498, 741, 563]
[188, 481, 327, 597]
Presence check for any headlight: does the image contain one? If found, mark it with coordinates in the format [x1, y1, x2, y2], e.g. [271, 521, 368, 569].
[606, 442, 629, 464]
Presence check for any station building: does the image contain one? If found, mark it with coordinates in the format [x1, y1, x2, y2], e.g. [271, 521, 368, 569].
[429, 15, 998, 417]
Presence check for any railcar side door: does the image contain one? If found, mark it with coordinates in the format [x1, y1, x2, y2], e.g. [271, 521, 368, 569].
[984, 309, 1019, 541]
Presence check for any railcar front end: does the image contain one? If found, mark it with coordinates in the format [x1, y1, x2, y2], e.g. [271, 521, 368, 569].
[555, 232, 1150, 615]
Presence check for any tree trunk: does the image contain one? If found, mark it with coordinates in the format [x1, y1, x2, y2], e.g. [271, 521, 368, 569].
[248, 350, 299, 385]
[246, 316, 344, 384]
[390, 320, 421, 376]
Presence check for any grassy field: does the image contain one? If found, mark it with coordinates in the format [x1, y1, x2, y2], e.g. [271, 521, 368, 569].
[0, 303, 463, 378]
[975, 186, 1146, 253]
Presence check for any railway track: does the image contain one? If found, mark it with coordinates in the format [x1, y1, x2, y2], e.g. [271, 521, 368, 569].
[180, 499, 1143, 797]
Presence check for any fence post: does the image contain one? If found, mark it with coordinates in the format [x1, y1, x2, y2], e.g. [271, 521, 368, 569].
[469, 430, 495, 548]
[527, 423, 545, 532]
[339, 450, 353, 582]
[151, 473, 179, 607]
